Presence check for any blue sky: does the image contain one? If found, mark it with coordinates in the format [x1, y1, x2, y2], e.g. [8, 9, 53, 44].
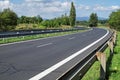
[0, 0, 120, 19]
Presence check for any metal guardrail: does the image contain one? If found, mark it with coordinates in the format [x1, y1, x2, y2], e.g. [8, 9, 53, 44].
[0, 27, 88, 38]
[58, 29, 116, 80]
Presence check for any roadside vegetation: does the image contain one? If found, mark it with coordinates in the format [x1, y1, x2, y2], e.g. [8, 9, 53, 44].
[107, 31, 120, 80]
[82, 31, 120, 80]
[82, 10, 120, 80]
[0, 2, 76, 31]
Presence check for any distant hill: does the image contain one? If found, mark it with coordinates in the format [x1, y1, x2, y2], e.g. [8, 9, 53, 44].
[76, 17, 107, 21]
[98, 17, 108, 20]
[76, 17, 89, 21]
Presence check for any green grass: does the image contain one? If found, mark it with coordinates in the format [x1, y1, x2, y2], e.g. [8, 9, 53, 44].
[82, 31, 120, 80]
[108, 32, 120, 80]
[82, 61, 100, 80]
[0, 30, 86, 44]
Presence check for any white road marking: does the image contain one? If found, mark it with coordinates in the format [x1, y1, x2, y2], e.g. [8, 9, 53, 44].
[0, 29, 92, 47]
[37, 43, 52, 48]
[29, 30, 109, 80]
[69, 37, 75, 40]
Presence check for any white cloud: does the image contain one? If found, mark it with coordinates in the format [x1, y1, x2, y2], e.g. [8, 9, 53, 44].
[93, 5, 120, 11]
[77, 4, 120, 11]
[1, 0, 119, 18]
[78, 5, 91, 10]
[0, 0, 71, 18]
[111, 6, 120, 10]
[93, 6, 108, 11]
[0, 0, 12, 11]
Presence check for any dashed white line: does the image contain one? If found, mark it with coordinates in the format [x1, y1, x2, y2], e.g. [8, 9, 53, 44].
[69, 37, 75, 40]
[37, 43, 52, 48]
[29, 30, 109, 80]
[0, 29, 92, 47]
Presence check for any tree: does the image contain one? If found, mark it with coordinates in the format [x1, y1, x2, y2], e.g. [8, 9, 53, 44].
[37, 15, 43, 24]
[69, 2, 76, 27]
[61, 14, 70, 25]
[89, 13, 98, 27]
[109, 10, 120, 31]
[0, 8, 18, 31]
[0, 12, 3, 31]
[40, 14, 70, 28]
[98, 20, 107, 24]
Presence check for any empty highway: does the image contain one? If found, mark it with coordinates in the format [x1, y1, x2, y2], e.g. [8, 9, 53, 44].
[0, 28, 111, 80]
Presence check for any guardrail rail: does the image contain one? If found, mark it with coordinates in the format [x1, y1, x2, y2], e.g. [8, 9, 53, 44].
[0, 27, 88, 38]
[58, 29, 116, 80]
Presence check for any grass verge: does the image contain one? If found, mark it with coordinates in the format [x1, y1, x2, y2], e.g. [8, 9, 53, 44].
[0, 30, 87, 44]
[107, 31, 120, 80]
[82, 31, 120, 80]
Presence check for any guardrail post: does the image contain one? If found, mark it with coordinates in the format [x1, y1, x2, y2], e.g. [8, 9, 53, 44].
[107, 40, 114, 55]
[2, 38, 6, 42]
[2, 38, 5, 42]
[96, 52, 106, 80]
[113, 30, 117, 45]
[22, 36, 25, 39]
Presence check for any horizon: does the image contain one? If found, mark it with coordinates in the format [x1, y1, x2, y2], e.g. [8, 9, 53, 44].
[0, 0, 120, 19]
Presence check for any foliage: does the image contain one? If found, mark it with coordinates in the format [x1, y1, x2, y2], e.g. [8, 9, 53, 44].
[18, 15, 43, 24]
[109, 10, 120, 31]
[0, 5, 75, 31]
[69, 2, 76, 27]
[89, 13, 98, 27]
[108, 32, 120, 80]
[98, 20, 108, 25]
[0, 6, 73, 31]
[61, 14, 70, 25]
[82, 27, 120, 80]
[0, 8, 18, 31]
[41, 14, 70, 28]
[15, 24, 39, 30]
[76, 21, 89, 26]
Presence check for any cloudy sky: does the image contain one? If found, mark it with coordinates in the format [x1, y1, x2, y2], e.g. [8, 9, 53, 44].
[0, 0, 120, 19]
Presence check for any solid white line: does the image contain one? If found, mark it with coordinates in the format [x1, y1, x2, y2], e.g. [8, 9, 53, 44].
[0, 29, 92, 47]
[37, 43, 52, 48]
[68, 37, 75, 40]
[29, 30, 109, 80]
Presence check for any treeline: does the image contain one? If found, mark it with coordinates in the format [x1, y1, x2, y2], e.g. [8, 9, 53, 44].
[76, 14, 108, 27]
[0, 2, 76, 31]
[109, 10, 120, 31]
[1, 2, 119, 31]
[0, 8, 71, 31]
[41, 15, 70, 28]
[18, 15, 43, 24]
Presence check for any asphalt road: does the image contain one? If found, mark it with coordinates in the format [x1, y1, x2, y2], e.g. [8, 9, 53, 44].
[0, 28, 111, 80]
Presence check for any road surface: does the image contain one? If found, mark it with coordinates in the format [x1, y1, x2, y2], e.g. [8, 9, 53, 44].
[0, 28, 111, 80]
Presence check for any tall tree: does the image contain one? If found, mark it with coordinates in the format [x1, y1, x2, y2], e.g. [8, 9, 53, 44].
[89, 13, 98, 27]
[69, 2, 76, 27]
[109, 10, 120, 31]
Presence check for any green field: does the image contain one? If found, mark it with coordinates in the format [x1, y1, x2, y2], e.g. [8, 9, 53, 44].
[82, 31, 120, 80]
